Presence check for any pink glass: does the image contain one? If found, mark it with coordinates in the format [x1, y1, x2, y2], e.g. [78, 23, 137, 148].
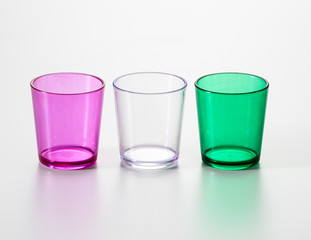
[31, 73, 105, 170]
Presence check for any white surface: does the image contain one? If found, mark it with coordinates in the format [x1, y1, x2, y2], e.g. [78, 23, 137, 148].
[1, 0, 311, 239]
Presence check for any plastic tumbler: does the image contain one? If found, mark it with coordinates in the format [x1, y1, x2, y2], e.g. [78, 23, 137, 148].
[113, 72, 187, 170]
[31, 73, 105, 170]
[195, 72, 269, 170]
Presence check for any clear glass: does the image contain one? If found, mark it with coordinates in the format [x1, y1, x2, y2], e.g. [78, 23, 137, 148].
[195, 72, 269, 170]
[113, 72, 187, 170]
[31, 73, 105, 170]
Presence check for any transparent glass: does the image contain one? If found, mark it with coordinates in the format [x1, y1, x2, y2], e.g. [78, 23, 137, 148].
[31, 73, 105, 170]
[113, 72, 187, 170]
[195, 72, 269, 170]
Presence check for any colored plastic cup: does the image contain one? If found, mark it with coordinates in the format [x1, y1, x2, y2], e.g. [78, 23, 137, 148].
[195, 72, 269, 170]
[113, 72, 187, 170]
[31, 73, 105, 170]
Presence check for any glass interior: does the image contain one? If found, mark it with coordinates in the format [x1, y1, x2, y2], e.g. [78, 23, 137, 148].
[196, 73, 268, 94]
[113, 72, 187, 94]
[31, 73, 104, 94]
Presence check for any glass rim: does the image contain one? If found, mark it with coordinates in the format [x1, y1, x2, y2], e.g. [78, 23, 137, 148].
[113, 72, 187, 95]
[30, 72, 105, 95]
[194, 72, 269, 95]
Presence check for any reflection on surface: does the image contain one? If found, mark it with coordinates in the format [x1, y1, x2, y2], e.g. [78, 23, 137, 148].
[195, 165, 263, 240]
[110, 165, 183, 239]
[34, 164, 99, 240]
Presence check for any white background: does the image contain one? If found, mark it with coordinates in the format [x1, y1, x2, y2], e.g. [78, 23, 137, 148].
[1, 0, 311, 239]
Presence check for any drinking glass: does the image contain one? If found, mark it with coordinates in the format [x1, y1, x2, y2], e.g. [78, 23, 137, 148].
[113, 72, 187, 170]
[195, 72, 269, 170]
[31, 72, 105, 170]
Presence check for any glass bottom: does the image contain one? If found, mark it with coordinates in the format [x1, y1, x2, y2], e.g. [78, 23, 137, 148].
[202, 146, 260, 170]
[121, 145, 178, 170]
[39, 146, 97, 170]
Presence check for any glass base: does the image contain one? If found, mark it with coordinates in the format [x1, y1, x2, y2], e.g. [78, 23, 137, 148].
[202, 146, 260, 170]
[121, 145, 178, 170]
[39, 146, 97, 170]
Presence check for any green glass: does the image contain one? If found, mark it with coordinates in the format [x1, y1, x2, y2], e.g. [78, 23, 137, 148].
[195, 73, 269, 170]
